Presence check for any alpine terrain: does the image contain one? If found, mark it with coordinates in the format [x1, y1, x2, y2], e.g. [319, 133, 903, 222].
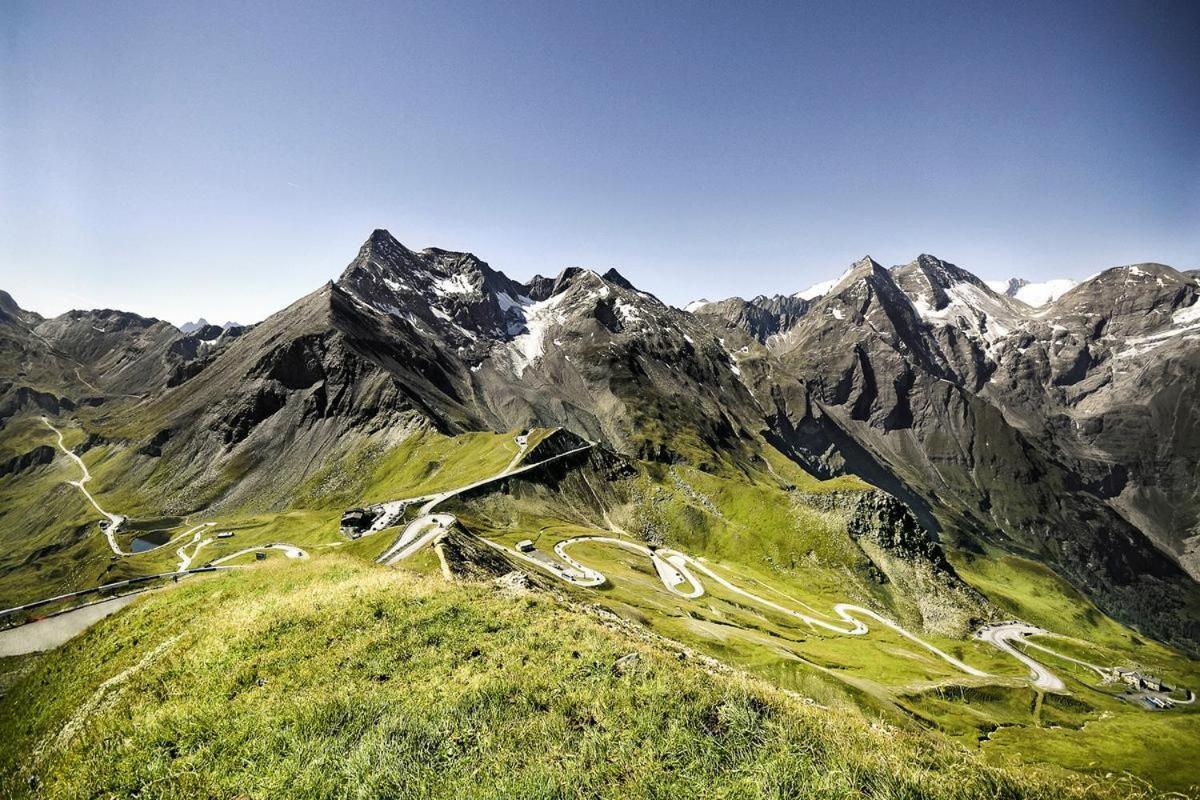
[2, 232, 1198, 798]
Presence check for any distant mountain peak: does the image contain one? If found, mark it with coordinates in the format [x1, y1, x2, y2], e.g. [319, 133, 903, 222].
[180, 318, 242, 334]
[179, 318, 209, 334]
[904, 254, 988, 292]
[352, 228, 419, 274]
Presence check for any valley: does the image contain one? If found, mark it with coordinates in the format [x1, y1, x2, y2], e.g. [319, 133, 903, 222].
[1, 235, 1198, 796]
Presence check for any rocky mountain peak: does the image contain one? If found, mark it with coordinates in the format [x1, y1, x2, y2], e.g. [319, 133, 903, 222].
[0, 290, 21, 317]
[689, 293, 812, 342]
[1054, 263, 1194, 310]
[854, 255, 882, 273]
[542, 267, 641, 301]
[366, 227, 408, 253]
[179, 318, 210, 334]
[524, 274, 558, 302]
[601, 268, 637, 292]
[1002, 277, 1028, 296]
[346, 229, 422, 279]
[899, 254, 992, 300]
[830, 256, 885, 294]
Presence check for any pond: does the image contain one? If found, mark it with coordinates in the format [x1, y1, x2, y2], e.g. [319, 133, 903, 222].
[130, 530, 173, 552]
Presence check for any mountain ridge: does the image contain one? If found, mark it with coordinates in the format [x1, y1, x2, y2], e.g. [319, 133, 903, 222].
[2, 231, 1198, 653]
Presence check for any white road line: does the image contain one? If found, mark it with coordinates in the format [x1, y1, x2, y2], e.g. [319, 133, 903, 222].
[457, 531, 985, 678]
[1021, 636, 1109, 678]
[33, 417, 306, 607]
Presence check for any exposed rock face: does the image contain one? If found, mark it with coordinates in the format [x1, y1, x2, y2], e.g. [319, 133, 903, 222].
[795, 487, 991, 636]
[435, 527, 520, 581]
[692, 295, 812, 343]
[3, 232, 1197, 652]
[0, 291, 230, 407]
[698, 255, 1200, 652]
[798, 489, 950, 570]
[10, 231, 759, 515]
[0, 385, 76, 424]
[0, 445, 55, 478]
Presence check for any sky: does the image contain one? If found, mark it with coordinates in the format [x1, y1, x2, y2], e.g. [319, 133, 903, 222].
[2, 1, 1198, 326]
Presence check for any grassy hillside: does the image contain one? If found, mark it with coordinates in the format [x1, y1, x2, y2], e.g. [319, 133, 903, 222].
[0, 415, 542, 608]
[0, 558, 1151, 800]
[3, 418, 1197, 795]
[446, 446, 1200, 795]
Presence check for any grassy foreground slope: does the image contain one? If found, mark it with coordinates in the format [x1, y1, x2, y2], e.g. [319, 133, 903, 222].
[0, 558, 1143, 800]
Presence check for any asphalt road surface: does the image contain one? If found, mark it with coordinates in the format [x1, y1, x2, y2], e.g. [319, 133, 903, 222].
[0, 594, 140, 656]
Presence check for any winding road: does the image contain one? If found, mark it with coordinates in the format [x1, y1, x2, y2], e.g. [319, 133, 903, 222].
[362, 433, 1114, 688]
[6, 418, 312, 651]
[25, 419, 1156, 699]
[43, 417, 126, 555]
[374, 435, 592, 566]
[365, 432, 1152, 694]
[976, 623, 1066, 692]
[484, 533, 988, 677]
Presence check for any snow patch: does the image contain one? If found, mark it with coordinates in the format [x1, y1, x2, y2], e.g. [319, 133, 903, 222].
[504, 292, 571, 376]
[796, 279, 835, 300]
[433, 273, 475, 297]
[496, 291, 532, 313]
[911, 281, 1017, 355]
[615, 298, 642, 325]
[685, 299, 710, 313]
[1114, 311, 1200, 359]
[1013, 279, 1075, 307]
[1172, 302, 1200, 326]
[795, 265, 856, 300]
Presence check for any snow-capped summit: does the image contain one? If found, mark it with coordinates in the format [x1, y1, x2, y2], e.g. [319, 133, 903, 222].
[983, 277, 1077, 307]
[794, 262, 864, 301]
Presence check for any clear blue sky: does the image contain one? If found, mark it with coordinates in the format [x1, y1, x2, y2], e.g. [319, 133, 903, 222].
[2, 1, 1197, 325]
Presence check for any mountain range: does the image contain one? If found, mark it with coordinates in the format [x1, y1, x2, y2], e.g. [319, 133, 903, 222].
[5, 230, 1200, 796]
[2, 231, 1198, 654]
